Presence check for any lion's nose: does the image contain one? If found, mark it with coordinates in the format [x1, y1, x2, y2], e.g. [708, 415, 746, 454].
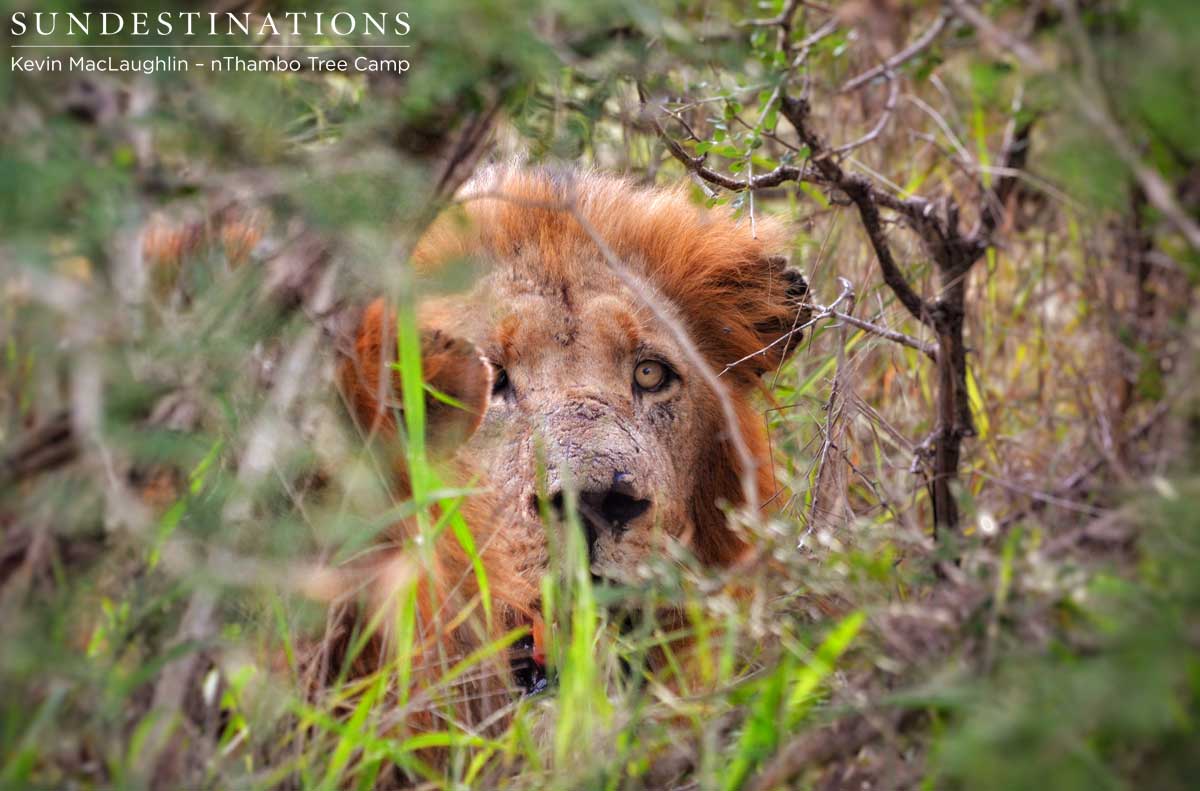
[541, 473, 651, 561]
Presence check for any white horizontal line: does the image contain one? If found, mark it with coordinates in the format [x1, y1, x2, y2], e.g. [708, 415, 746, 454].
[12, 44, 411, 49]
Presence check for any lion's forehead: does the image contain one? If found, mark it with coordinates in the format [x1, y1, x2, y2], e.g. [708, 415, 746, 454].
[463, 266, 683, 370]
[455, 266, 697, 467]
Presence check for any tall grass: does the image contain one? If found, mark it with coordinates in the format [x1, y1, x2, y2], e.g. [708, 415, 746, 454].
[1, 0, 1198, 789]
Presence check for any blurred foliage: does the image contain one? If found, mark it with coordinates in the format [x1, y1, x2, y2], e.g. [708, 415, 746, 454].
[1043, 0, 1200, 229]
[1, 0, 1198, 789]
[930, 478, 1200, 791]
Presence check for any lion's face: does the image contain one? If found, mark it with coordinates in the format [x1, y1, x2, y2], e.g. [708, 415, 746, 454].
[436, 260, 719, 587]
[341, 167, 810, 627]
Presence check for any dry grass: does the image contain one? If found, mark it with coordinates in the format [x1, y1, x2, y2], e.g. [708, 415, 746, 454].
[1, 1, 1197, 789]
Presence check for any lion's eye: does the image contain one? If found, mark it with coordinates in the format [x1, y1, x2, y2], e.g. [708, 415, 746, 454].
[633, 360, 669, 392]
[491, 366, 511, 398]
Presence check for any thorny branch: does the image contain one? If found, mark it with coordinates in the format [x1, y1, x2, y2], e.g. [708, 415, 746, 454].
[809, 278, 856, 531]
[647, 3, 1037, 536]
[719, 280, 936, 379]
[828, 305, 937, 359]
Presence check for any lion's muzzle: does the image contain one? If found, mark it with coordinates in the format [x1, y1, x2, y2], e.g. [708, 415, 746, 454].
[545, 474, 652, 563]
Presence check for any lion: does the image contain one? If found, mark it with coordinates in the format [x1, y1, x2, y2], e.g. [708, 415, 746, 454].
[321, 165, 810, 743]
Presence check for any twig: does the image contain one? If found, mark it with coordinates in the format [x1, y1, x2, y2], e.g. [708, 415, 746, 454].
[840, 9, 951, 93]
[826, 307, 937, 359]
[0, 411, 76, 487]
[945, 0, 1042, 66]
[721, 284, 936, 380]
[808, 278, 856, 531]
[828, 70, 900, 156]
[791, 18, 840, 67]
[741, 0, 803, 29]
[904, 93, 975, 169]
[138, 589, 216, 785]
[649, 10, 1043, 538]
[782, 94, 933, 326]
[433, 94, 505, 201]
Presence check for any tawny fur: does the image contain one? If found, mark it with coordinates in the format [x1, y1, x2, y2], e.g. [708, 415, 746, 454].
[325, 166, 811, 756]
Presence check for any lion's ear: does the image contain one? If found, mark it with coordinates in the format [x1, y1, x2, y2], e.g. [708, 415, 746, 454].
[752, 259, 811, 374]
[416, 329, 491, 454]
[338, 299, 490, 456]
[710, 257, 811, 383]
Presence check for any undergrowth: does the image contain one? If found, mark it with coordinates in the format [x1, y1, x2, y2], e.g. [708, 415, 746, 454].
[1, 0, 1198, 789]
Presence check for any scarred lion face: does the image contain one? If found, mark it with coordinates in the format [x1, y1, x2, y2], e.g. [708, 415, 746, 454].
[442, 253, 725, 586]
[338, 166, 809, 678]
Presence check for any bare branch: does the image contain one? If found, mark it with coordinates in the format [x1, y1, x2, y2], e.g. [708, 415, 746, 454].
[433, 96, 504, 201]
[741, 0, 802, 30]
[976, 108, 1034, 240]
[829, 70, 900, 156]
[827, 307, 937, 359]
[809, 278, 857, 530]
[946, 0, 1044, 67]
[999, 401, 1172, 530]
[791, 18, 840, 67]
[645, 100, 813, 192]
[781, 93, 932, 326]
[0, 411, 76, 487]
[720, 281, 937, 379]
[840, 9, 951, 93]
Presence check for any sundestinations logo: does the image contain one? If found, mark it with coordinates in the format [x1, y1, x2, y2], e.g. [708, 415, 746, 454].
[9, 11, 411, 39]
[7, 10, 413, 76]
